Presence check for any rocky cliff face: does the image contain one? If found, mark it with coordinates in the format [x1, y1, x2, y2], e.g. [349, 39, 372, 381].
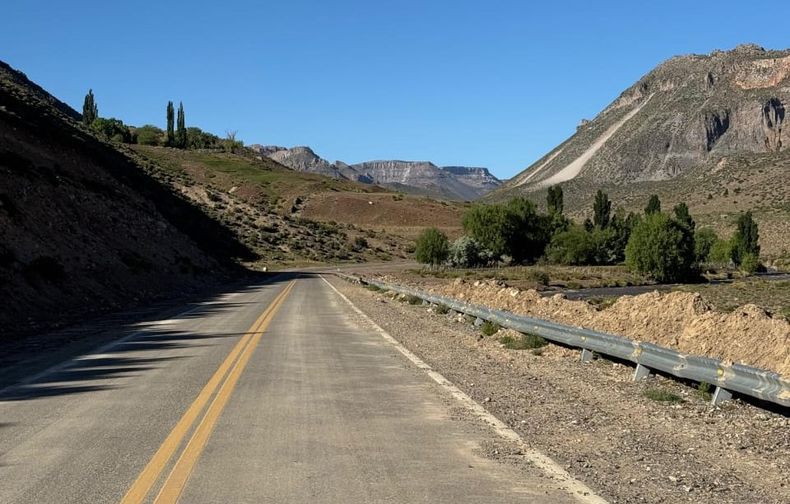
[253, 146, 501, 200]
[503, 44, 790, 190]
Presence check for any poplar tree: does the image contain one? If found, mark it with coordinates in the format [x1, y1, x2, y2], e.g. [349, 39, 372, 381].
[82, 89, 98, 125]
[176, 102, 187, 148]
[166, 101, 175, 146]
[593, 190, 611, 229]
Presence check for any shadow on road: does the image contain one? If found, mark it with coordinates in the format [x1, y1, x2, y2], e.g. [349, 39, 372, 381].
[0, 272, 301, 401]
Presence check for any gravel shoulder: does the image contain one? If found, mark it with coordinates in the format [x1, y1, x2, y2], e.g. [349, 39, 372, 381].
[327, 276, 790, 504]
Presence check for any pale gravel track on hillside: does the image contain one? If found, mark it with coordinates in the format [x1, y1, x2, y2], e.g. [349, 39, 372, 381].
[327, 276, 790, 504]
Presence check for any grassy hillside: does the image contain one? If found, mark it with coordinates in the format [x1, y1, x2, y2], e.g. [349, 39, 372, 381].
[130, 146, 469, 263]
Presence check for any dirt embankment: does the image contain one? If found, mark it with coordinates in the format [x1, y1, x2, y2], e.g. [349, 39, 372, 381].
[378, 276, 790, 377]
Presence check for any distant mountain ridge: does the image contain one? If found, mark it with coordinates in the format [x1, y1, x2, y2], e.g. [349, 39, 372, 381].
[250, 144, 501, 200]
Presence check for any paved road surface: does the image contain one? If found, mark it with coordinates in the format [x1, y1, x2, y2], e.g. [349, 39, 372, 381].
[0, 274, 589, 503]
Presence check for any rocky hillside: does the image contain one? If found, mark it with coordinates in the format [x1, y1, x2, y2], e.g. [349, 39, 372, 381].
[0, 60, 252, 336]
[251, 145, 501, 200]
[493, 44, 790, 258]
[505, 44, 790, 188]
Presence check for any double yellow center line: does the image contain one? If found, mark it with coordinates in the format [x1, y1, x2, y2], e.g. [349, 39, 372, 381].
[120, 280, 295, 504]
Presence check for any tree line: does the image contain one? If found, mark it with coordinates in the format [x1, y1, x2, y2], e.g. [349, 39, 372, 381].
[415, 186, 761, 282]
[80, 89, 232, 150]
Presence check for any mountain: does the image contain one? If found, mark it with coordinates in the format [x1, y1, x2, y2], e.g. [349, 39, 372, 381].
[504, 44, 790, 189]
[250, 145, 501, 200]
[492, 44, 790, 258]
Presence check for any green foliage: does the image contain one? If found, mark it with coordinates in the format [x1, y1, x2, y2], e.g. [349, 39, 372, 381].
[593, 190, 611, 228]
[504, 198, 551, 263]
[462, 198, 549, 263]
[694, 228, 718, 262]
[740, 252, 760, 274]
[447, 236, 490, 267]
[673, 202, 695, 231]
[414, 227, 450, 266]
[223, 130, 243, 153]
[186, 127, 222, 149]
[462, 204, 513, 258]
[175, 102, 187, 149]
[499, 332, 547, 350]
[547, 185, 563, 215]
[82, 89, 98, 126]
[547, 226, 595, 265]
[643, 388, 683, 403]
[730, 211, 760, 266]
[625, 212, 696, 282]
[166, 101, 175, 147]
[480, 320, 500, 336]
[135, 124, 164, 146]
[91, 117, 134, 143]
[645, 194, 661, 215]
[708, 238, 732, 265]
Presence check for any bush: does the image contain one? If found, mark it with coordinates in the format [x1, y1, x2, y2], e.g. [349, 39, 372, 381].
[480, 321, 500, 336]
[625, 213, 696, 282]
[462, 197, 550, 263]
[708, 239, 732, 264]
[694, 228, 718, 262]
[740, 252, 760, 274]
[92, 117, 134, 143]
[546, 226, 595, 265]
[135, 124, 164, 146]
[414, 227, 449, 266]
[643, 388, 683, 403]
[447, 236, 488, 267]
[499, 332, 547, 349]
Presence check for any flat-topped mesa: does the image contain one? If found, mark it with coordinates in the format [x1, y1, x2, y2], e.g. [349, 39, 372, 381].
[257, 146, 501, 200]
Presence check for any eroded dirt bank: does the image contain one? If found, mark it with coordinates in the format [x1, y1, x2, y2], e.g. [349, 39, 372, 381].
[376, 276, 790, 377]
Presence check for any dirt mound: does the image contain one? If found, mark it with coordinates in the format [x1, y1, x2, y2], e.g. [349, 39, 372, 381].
[387, 277, 790, 376]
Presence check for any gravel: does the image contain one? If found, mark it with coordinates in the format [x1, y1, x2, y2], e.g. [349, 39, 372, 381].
[328, 276, 790, 504]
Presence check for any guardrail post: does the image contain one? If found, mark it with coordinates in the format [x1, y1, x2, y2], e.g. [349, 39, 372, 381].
[474, 317, 485, 327]
[580, 348, 593, 362]
[633, 363, 651, 380]
[711, 386, 732, 406]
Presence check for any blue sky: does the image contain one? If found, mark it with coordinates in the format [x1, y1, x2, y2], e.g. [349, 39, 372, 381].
[3, 1, 789, 179]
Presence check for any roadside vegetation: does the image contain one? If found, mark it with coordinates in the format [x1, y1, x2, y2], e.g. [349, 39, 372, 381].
[413, 184, 765, 285]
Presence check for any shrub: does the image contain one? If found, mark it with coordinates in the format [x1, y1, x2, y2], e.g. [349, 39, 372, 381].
[740, 252, 760, 274]
[643, 388, 683, 403]
[625, 213, 696, 282]
[92, 117, 134, 143]
[499, 332, 547, 349]
[447, 236, 488, 268]
[414, 227, 450, 266]
[694, 227, 718, 262]
[480, 321, 500, 336]
[708, 238, 732, 264]
[352, 236, 368, 252]
[135, 124, 163, 146]
[546, 226, 595, 265]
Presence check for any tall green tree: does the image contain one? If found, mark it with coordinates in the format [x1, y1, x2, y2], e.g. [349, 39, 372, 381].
[166, 101, 175, 147]
[547, 185, 563, 215]
[175, 102, 187, 149]
[593, 190, 611, 229]
[730, 211, 760, 265]
[645, 194, 661, 215]
[82, 89, 98, 125]
[673, 202, 695, 231]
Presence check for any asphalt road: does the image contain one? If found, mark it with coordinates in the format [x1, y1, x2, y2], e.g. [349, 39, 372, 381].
[0, 274, 588, 503]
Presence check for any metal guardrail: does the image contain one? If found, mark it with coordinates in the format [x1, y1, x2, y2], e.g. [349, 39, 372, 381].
[335, 272, 790, 409]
